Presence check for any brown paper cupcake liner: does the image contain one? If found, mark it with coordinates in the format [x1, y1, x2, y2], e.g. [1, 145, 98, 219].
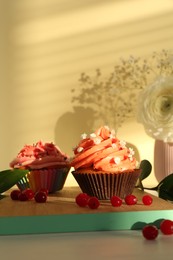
[17, 167, 70, 193]
[72, 169, 140, 200]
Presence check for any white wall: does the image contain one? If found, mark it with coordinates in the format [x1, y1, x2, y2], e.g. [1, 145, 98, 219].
[1, 0, 173, 188]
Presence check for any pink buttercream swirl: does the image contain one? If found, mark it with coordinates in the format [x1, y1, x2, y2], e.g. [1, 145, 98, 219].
[10, 141, 70, 170]
[71, 126, 137, 172]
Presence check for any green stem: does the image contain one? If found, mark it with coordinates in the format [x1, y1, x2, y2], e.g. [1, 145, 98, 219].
[142, 185, 159, 191]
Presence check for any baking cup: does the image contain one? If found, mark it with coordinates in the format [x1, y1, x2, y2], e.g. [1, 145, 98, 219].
[72, 169, 141, 200]
[17, 167, 70, 193]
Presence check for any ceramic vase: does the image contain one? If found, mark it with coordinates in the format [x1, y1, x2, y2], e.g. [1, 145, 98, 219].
[154, 140, 173, 182]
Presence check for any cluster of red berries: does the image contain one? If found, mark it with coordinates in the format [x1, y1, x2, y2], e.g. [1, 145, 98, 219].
[142, 219, 173, 240]
[76, 193, 100, 209]
[111, 194, 153, 206]
[75, 193, 153, 209]
[10, 188, 48, 203]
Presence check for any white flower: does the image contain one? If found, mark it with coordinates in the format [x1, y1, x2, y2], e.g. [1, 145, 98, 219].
[137, 76, 173, 142]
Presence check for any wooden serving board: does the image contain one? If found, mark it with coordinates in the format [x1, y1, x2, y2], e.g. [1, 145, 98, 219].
[0, 187, 173, 235]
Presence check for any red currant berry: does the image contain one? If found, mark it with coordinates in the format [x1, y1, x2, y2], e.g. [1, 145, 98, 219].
[142, 225, 159, 240]
[34, 191, 47, 203]
[23, 189, 35, 200]
[88, 197, 100, 209]
[75, 193, 90, 207]
[125, 194, 137, 205]
[111, 196, 122, 207]
[142, 195, 153, 206]
[160, 219, 173, 235]
[10, 189, 21, 200]
[18, 191, 28, 201]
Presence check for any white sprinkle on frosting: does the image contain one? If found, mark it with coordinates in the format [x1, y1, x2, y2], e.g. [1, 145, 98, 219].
[90, 133, 97, 139]
[114, 157, 121, 164]
[112, 143, 117, 149]
[77, 147, 84, 153]
[81, 133, 87, 139]
[120, 140, 126, 148]
[94, 138, 101, 145]
[129, 148, 135, 156]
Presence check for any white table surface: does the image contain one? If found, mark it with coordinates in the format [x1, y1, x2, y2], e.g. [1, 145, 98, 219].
[0, 230, 173, 260]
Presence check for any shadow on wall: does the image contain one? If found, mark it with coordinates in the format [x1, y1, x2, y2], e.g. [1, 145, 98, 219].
[54, 106, 96, 156]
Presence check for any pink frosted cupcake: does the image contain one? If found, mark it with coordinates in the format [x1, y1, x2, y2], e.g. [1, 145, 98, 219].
[71, 126, 141, 199]
[10, 141, 70, 193]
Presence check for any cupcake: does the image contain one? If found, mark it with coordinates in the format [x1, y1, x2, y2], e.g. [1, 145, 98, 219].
[10, 141, 70, 193]
[71, 126, 141, 199]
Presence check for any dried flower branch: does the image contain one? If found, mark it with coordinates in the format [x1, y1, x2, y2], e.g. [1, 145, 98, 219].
[71, 49, 173, 131]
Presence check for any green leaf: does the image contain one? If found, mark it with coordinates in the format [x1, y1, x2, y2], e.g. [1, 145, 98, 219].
[136, 160, 152, 191]
[0, 169, 28, 194]
[139, 160, 152, 181]
[158, 173, 173, 187]
[158, 173, 173, 201]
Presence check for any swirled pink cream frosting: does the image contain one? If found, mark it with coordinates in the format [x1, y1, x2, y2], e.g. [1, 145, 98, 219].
[10, 141, 70, 170]
[71, 126, 138, 172]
